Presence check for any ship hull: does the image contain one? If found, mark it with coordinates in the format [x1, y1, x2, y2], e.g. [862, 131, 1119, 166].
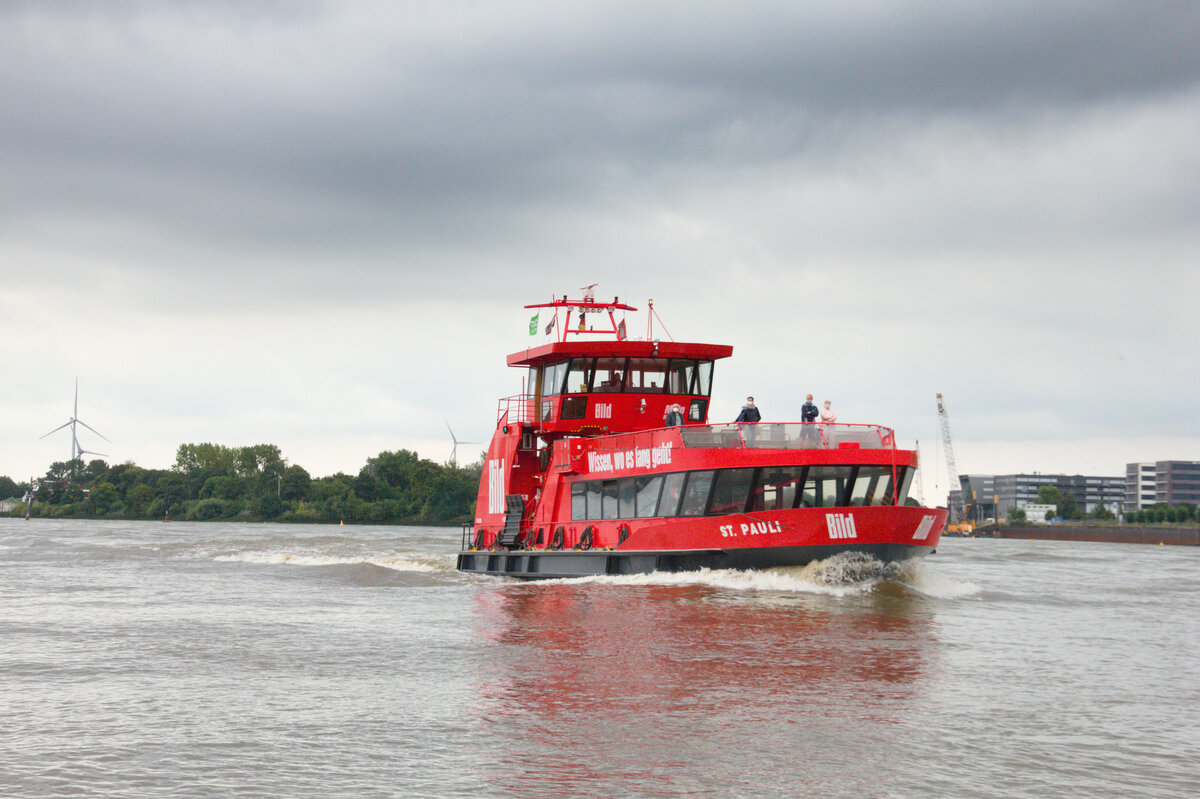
[456, 541, 935, 580]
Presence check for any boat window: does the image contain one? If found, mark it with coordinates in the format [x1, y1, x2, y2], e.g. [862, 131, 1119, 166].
[895, 467, 912, 505]
[528, 366, 542, 399]
[635, 475, 664, 517]
[658, 472, 686, 517]
[807, 466, 854, 507]
[688, 398, 708, 422]
[543, 360, 568, 396]
[571, 483, 587, 521]
[749, 466, 807, 511]
[707, 468, 756, 516]
[666, 359, 694, 394]
[624, 357, 669, 394]
[678, 470, 714, 516]
[566, 358, 594, 394]
[601, 480, 619, 520]
[541, 399, 554, 422]
[586, 481, 603, 521]
[695, 360, 713, 396]
[593, 357, 627, 393]
[560, 396, 588, 420]
[619, 478, 637, 518]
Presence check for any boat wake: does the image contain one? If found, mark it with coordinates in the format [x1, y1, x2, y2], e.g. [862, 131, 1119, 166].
[537, 551, 980, 598]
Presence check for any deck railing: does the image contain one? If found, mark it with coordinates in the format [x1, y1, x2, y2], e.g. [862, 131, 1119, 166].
[678, 422, 895, 450]
[496, 394, 536, 425]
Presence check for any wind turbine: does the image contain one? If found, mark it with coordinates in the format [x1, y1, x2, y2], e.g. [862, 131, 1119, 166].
[40, 378, 110, 478]
[445, 419, 480, 466]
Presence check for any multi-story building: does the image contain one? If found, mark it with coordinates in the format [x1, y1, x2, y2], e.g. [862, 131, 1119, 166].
[1156, 461, 1200, 505]
[949, 473, 1124, 519]
[1125, 463, 1158, 510]
[1124, 461, 1200, 508]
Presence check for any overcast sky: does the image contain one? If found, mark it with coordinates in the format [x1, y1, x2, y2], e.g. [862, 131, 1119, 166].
[2, 1, 1197, 500]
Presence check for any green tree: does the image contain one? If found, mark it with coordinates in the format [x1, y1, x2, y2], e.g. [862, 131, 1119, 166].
[0, 475, 19, 500]
[279, 465, 311, 502]
[125, 484, 156, 517]
[200, 476, 244, 501]
[88, 482, 120, 515]
[253, 494, 283, 519]
[193, 499, 225, 520]
[1008, 507, 1027, 525]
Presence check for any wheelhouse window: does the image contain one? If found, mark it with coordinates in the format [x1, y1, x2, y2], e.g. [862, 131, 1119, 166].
[565, 358, 593, 394]
[593, 357, 626, 392]
[543, 360, 568, 396]
[625, 358, 669, 394]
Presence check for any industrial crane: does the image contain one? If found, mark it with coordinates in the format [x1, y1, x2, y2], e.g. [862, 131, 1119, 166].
[936, 393, 968, 527]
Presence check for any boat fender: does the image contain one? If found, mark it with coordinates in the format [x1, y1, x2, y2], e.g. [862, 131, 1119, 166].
[575, 526, 594, 551]
[549, 527, 565, 551]
[617, 524, 631, 547]
[472, 530, 486, 551]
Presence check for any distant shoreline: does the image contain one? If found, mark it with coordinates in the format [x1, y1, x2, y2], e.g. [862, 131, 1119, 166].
[967, 524, 1200, 547]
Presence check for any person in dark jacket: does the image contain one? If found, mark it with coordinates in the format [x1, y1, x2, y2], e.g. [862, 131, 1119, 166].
[735, 396, 761, 445]
[735, 397, 761, 423]
[664, 403, 685, 426]
[801, 394, 819, 422]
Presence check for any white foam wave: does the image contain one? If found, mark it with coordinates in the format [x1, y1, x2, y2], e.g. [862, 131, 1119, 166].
[536, 553, 981, 599]
[212, 551, 448, 572]
[897, 562, 982, 599]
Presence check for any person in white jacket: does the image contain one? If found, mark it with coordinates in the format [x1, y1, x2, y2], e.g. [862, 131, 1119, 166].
[820, 400, 837, 424]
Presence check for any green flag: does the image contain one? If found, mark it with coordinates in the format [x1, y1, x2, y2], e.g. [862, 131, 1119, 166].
[528, 311, 539, 335]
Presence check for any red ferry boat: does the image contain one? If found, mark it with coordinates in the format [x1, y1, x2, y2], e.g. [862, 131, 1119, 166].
[457, 292, 945, 579]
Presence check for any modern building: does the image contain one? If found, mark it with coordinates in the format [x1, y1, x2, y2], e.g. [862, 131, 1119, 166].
[951, 472, 1124, 520]
[1125, 463, 1158, 510]
[1126, 461, 1200, 508]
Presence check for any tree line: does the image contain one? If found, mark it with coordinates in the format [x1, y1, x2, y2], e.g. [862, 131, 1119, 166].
[0, 443, 481, 525]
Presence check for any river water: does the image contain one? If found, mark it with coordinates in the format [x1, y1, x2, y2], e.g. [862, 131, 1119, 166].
[1, 518, 1196, 798]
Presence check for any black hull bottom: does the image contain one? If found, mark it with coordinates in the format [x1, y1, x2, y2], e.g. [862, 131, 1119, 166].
[456, 543, 934, 580]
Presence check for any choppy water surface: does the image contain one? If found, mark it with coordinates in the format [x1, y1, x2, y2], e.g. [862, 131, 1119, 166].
[1, 519, 1197, 798]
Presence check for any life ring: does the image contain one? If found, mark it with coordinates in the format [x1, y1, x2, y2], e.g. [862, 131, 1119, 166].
[576, 526, 594, 551]
[472, 530, 486, 550]
[549, 527, 565, 551]
[617, 524, 631, 547]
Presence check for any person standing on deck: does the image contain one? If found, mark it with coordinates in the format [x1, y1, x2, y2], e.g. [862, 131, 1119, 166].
[820, 400, 837, 424]
[735, 397, 761, 423]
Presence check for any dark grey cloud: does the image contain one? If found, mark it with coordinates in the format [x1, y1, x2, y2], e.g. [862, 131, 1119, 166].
[1, 2, 1197, 480]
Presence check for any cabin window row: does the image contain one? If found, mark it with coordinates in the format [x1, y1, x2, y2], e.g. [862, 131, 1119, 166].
[536, 357, 714, 397]
[569, 465, 912, 522]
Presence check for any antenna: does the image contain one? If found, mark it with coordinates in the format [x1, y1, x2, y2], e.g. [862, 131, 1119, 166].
[444, 419, 481, 466]
[39, 378, 110, 481]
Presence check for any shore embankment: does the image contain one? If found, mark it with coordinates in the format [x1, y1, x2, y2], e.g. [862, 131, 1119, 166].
[986, 524, 1200, 546]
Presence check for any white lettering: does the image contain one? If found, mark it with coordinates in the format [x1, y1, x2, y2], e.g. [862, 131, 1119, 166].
[826, 513, 857, 540]
[595, 403, 612, 419]
[488, 460, 505, 514]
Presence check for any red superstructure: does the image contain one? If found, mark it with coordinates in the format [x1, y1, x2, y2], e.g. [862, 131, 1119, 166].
[457, 292, 944, 579]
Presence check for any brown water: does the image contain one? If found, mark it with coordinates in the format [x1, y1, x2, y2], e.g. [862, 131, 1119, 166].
[1, 519, 1196, 798]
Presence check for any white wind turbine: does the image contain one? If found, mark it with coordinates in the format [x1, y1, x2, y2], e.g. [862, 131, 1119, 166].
[445, 419, 480, 466]
[40, 378, 110, 477]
